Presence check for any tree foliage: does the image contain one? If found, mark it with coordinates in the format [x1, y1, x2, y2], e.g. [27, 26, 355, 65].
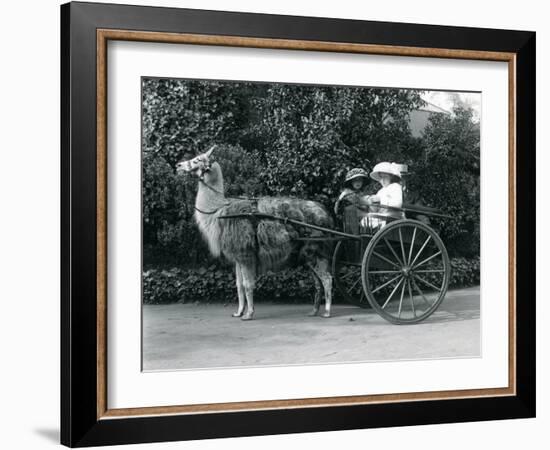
[251, 85, 424, 203]
[408, 107, 480, 256]
[142, 78, 249, 164]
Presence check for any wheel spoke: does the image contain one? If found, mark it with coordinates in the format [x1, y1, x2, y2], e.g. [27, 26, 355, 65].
[407, 279, 416, 317]
[414, 274, 441, 292]
[412, 278, 431, 307]
[398, 228, 407, 267]
[410, 235, 432, 267]
[412, 250, 442, 270]
[371, 274, 402, 294]
[414, 269, 445, 273]
[367, 270, 401, 274]
[339, 270, 358, 281]
[347, 276, 362, 294]
[383, 238, 403, 266]
[381, 277, 404, 309]
[397, 280, 406, 318]
[372, 250, 401, 269]
[407, 227, 417, 265]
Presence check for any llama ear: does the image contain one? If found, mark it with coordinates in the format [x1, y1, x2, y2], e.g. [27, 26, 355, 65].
[204, 145, 217, 159]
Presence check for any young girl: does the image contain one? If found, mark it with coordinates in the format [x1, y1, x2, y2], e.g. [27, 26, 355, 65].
[333, 167, 370, 215]
[361, 162, 404, 230]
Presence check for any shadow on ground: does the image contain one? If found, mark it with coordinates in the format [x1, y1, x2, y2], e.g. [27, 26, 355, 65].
[34, 428, 59, 444]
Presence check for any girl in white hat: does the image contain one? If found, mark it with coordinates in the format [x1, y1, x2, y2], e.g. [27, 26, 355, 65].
[361, 162, 404, 230]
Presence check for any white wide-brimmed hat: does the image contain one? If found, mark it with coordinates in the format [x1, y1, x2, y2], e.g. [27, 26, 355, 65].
[370, 162, 402, 182]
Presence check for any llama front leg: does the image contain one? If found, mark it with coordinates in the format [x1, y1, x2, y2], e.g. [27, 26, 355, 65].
[232, 264, 245, 318]
[240, 264, 256, 321]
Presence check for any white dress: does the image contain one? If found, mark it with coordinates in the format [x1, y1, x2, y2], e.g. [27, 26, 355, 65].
[360, 183, 403, 230]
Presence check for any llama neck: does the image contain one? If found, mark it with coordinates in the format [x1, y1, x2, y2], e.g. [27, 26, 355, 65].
[194, 162, 225, 258]
[195, 162, 226, 211]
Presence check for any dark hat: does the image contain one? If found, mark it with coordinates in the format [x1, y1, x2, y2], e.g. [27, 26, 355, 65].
[345, 168, 369, 184]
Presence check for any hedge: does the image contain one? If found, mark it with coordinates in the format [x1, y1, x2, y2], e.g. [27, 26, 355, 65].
[142, 257, 479, 305]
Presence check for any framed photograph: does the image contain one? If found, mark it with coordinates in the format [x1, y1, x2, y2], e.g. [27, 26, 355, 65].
[61, 1, 535, 447]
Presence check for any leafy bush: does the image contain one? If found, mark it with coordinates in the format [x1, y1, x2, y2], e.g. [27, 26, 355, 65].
[142, 266, 315, 305]
[142, 257, 480, 305]
[142, 269, 186, 305]
[450, 256, 480, 287]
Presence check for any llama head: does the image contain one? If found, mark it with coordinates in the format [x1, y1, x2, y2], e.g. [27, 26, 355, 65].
[176, 145, 217, 178]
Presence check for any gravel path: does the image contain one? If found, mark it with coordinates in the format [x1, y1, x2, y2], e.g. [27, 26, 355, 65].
[142, 286, 480, 371]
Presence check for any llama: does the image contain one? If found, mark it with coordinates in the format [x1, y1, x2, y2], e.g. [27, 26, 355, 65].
[176, 145, 334, 320]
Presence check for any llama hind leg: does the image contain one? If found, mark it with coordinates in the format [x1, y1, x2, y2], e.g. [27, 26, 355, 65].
[320, 273, 333, 318]
[240, 264, 256, 321]
[232, 264, 245, 318]
[307, 272, 322, 316]
[312, 259, 333, 318]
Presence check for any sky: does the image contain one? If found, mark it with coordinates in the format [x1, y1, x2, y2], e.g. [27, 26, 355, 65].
[421, 91, 481, 122]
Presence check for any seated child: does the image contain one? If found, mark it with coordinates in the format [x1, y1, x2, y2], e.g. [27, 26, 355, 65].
[333, 167, 370, 215]
[360, 162, 404, 230]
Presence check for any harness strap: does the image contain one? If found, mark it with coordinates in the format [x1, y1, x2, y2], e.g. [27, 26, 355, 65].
[194, 205, 226, 215]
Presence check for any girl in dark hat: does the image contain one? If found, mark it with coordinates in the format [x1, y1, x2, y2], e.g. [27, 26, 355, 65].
[333, 167, 370, 215]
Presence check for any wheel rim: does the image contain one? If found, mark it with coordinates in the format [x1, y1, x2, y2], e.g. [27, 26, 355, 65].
[332, 239, 370, 307]
[361, 220, 450, 324]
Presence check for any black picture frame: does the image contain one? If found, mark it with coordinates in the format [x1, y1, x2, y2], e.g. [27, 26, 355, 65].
[61, 1, 535, 447]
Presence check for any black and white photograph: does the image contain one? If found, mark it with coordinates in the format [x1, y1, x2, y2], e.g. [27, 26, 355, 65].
[141, 78, 481, 371]
[0, 0, 540, 447]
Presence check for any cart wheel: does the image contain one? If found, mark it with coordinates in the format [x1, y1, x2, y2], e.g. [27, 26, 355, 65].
[332, 239, 370, 307]
[361, 219, 450, 324]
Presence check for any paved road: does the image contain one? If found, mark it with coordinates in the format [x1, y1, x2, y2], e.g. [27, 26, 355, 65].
[142, 286, 480, 371]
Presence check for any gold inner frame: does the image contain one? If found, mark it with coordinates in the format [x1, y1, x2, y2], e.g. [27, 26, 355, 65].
[96, 28, 517, 420]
